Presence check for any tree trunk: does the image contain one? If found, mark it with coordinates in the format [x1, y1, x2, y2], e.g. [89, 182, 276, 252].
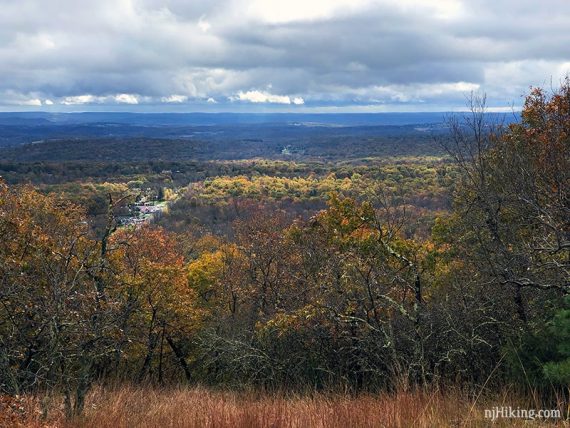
[166, 335, 192, 382]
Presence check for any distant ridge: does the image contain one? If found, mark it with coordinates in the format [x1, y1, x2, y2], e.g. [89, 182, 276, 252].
[0, 111, 492, 127]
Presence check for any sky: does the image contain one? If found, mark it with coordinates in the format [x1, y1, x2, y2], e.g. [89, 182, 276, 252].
[1, 0, 569, 112]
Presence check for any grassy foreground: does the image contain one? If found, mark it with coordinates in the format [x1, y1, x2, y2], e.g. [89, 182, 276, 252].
[1, 386, 568, 427]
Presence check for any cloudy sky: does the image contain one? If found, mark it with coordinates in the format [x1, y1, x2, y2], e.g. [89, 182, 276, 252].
[1, 0, 569, 112]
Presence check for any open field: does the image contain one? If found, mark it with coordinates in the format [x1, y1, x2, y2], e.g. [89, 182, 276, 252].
[2, 386, 568, 428]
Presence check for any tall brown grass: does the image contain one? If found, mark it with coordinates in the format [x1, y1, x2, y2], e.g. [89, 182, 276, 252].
[2, 385, 568, 427]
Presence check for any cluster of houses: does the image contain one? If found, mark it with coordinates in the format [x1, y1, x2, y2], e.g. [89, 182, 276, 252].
[118, 200, 167, 227]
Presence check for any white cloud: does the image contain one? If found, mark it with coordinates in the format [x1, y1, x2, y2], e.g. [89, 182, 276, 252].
[61, 95, 99, 105]
[246, 0, 464, 24]
[21, 98, 43, 106]
[207, 97, 217, 103]
[324, 81, 481, 104]
[247, 0, 372, 23]
[61, 94, 139, 105]
[231, 90, 304, 105]
[387, 0, 463, 20]
[1, 0, 569, 111]
[415, 82, 481, 96]
[161, 94, 188, 103]
[114, 93, 139, 104]
[44, 99, 54, 105]
[198, 15, 211, 32]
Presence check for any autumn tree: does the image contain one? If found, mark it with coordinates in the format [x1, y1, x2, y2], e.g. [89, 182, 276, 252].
[188, 196, 438, 389]
[0, 182, 198, 414]
[0, 182, 123, 416]
[108, 226, 199, 383]
[435, 81, 569, 389]
[441, 82, 569, 323]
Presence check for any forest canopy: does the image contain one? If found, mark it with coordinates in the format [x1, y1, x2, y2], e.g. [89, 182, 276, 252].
[0, 82, 569, 419]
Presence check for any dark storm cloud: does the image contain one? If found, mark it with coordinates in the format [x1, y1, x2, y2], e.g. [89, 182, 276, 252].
[0, 0, 569, 110]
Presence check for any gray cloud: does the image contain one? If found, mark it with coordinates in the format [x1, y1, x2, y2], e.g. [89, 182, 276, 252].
[0, 0, 569, 111]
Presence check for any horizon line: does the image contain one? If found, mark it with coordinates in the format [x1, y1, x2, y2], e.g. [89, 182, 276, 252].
[0, 109, 519, 115]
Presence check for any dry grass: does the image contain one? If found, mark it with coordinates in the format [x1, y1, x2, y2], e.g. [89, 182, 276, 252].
[2, 385, 568, 428]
